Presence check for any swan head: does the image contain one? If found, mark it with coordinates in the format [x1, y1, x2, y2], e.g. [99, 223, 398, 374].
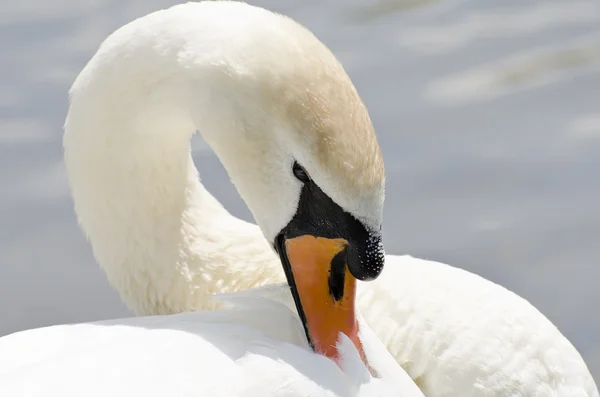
[188, 6, 386, 364]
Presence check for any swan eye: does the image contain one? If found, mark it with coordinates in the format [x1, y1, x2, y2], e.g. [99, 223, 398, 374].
[292, 162, 310, 183]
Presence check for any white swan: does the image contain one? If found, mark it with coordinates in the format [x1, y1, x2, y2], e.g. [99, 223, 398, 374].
[0, 285, 425, 396]
[1, 2, 429, 393]
[60, 2, 598, 396]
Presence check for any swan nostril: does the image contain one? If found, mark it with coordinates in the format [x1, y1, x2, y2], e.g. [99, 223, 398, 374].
[329, 247, 348, 302]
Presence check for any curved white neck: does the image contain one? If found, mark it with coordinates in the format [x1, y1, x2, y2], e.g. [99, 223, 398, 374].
[63, 10, 286, 315]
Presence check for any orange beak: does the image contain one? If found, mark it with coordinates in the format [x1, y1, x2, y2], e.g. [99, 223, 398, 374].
[282, 235, 365, 364]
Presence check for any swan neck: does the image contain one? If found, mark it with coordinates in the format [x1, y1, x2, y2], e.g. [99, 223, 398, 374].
[63, 33, 282, 315]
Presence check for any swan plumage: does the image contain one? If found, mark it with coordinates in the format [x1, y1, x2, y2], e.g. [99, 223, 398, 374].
[0, 287, 424, 397]
[360, 255, 597, 396]
[54, 1, 598, 396]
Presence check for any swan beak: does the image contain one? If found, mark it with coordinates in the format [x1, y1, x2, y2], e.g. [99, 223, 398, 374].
[277, 234, 365, 363]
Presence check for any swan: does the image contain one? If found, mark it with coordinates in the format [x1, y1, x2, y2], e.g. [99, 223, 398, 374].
[1, 2, 429, 392]
[0, 285, 426, 396]
[60, 1, 598, 396]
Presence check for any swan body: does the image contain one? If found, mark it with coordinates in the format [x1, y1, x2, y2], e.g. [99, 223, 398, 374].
[360, 255, 597, 397]
[0, 287, 424, 397]
[61, 2, 598, 396]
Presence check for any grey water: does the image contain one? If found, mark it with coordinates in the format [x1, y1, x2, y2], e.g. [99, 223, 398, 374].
[0, 0, 599, 381]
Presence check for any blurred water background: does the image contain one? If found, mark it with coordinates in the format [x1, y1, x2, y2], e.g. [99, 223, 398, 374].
[0, 0, 598, 380]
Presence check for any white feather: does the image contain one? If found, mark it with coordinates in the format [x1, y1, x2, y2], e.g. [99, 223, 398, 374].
[0, 287, 423, 397]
